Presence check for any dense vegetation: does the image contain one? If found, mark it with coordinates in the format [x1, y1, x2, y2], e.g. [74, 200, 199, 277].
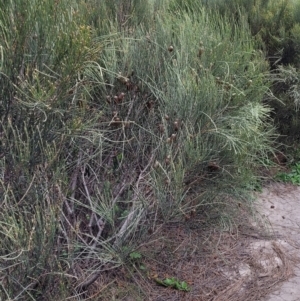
[202, 0, 300, 141]
[0, 0, 299, 299]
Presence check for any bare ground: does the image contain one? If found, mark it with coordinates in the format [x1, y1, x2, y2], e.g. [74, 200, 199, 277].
[258, 183, 300, 301]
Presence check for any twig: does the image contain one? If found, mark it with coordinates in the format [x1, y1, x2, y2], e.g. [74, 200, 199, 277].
[113, 150, 157, 247]
[75, 265, 106, 293]
[81, 279, 116, 300]
[81, 164, 105, 247]
[17, 174, 36, 205]
[67, 150, 83, 215]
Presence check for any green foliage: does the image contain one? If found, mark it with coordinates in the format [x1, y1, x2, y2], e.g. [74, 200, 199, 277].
[269, 64, 300, 139]
[129, 251, 142, 260]
[200, 0, 300, 143]
[201, 0, 300, 66]
[277, 163, 300, 184]
[274, 65, 300, 110]
[154, 277, 190, 291]
[0, 0, 277, 299]
[0, 0, 106, 299]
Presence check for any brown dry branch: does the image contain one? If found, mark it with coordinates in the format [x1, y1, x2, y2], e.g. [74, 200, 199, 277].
[67, 150, 84, 215]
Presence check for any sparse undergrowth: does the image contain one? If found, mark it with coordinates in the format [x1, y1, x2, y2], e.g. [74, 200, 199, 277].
[0, 0, 289, 300]
[277, 162, 300, 185]
[91, 209, 292, 301]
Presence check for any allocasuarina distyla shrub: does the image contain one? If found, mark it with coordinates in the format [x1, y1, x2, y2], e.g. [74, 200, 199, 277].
[0, 0, 276, 299]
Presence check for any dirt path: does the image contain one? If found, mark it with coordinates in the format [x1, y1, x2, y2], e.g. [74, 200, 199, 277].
[257, 183, 300, 301]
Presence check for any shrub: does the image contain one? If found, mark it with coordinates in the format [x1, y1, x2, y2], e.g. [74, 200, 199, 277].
[200, 0, 300, 67]
[0, 0, 276, 299]
[199, 0, 300, 143]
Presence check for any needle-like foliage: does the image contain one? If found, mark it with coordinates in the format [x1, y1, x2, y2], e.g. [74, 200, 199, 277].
[0, 0, 278, 299]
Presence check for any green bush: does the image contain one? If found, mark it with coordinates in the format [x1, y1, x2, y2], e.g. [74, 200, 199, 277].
[0, 0, 276, 299]
[268, 64, 300, 141]
[199, 0, 300, 143]
[201, 0, 300, 67]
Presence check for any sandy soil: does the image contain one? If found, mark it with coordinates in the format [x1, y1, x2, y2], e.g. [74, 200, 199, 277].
[257, 183, 300, 301]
